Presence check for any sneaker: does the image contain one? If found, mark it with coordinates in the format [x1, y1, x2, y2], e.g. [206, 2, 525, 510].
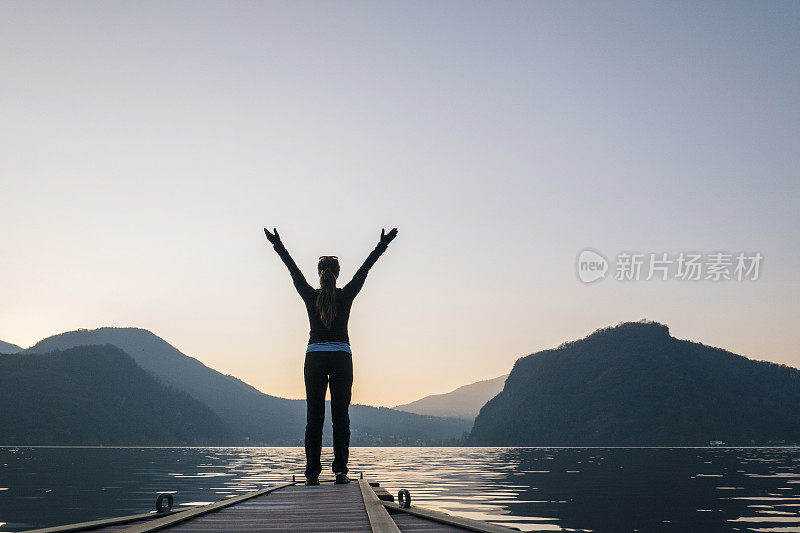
[334, 472, 350, 484]
[305, 477, 320, 486]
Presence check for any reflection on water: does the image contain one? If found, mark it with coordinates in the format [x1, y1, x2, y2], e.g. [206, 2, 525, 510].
[0, 447, 799, 532]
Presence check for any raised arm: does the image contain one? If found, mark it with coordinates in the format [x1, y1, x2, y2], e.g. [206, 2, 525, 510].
[343, 228, 398, 297]
[264, 228, 314, 298]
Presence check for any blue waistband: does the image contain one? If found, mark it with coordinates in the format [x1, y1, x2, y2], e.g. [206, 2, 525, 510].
[306, 342, 351, 354]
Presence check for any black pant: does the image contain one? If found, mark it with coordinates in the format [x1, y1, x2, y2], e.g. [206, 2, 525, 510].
[303, 350, 352, 479]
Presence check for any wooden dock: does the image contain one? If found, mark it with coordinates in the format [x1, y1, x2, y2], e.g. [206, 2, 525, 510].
[21, 476, 520, 533]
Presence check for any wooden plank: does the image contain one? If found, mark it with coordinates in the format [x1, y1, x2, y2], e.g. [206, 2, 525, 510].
[382, 502, 518, 533]
[359, 479, 401, 533]
[118, 482, 296, 533]
[159, 480, 372, 532]
[20, 510, 185, 533]
[372, 486, 395, 502]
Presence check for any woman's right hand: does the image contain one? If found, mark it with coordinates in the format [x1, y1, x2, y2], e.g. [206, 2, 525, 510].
[379, 227, 398, 246]
[264, 227, 282, 245]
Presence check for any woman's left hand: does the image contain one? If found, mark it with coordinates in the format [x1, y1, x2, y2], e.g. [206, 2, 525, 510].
[264, 227, 282, 245]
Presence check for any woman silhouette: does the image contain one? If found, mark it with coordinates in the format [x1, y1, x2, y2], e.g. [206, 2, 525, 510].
[264, 227, 398, 485]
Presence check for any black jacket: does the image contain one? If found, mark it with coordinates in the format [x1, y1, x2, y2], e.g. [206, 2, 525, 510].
[273, 241, 388, 345]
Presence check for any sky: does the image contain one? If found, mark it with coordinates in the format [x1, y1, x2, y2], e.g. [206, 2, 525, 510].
[1, 1, 798, 407]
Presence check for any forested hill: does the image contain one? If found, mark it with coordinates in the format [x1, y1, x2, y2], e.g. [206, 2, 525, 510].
[0, 345, 232, 445]
[26, 327, 300, 443]
[469, 321, 800, 446]
[0, 339, 23, 353]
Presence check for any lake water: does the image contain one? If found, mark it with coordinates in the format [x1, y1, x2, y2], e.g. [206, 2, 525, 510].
[1, 447, 799, 532]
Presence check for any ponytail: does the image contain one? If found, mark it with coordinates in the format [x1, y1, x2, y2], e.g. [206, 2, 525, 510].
[316, 257, 340, 328]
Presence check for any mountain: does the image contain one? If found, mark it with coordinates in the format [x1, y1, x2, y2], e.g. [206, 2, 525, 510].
[0, 345, 231, 445]
[26, 327, 470, 445]
[27, 327, 301, 444]
[468, 321, 800, 446]
[393, 375, 508, 419]
[0, 339, 23, 354]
